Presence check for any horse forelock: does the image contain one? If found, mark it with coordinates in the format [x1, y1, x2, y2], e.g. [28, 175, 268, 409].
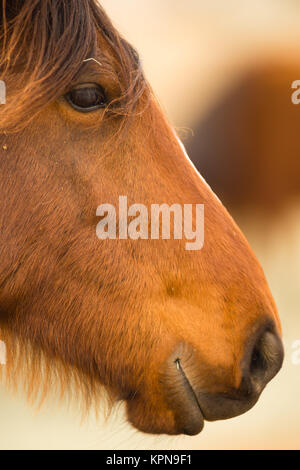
[0, 0, 145, 132]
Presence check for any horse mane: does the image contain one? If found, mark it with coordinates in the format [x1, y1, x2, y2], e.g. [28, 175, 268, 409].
[0, 0, 145, 132]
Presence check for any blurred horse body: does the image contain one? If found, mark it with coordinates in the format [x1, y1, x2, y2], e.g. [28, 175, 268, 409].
[187, 60, 300, 214]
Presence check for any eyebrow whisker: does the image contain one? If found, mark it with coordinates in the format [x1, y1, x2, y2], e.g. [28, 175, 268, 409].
[83, 58, 103, 67]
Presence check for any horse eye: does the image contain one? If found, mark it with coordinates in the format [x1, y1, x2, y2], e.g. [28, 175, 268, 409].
[66, 85, 107, 112]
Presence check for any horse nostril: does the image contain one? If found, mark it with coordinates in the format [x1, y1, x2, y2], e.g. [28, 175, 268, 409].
[250, 342, 268, 376]
[245, 327, 284, 393]
[193, 327, 284, 423]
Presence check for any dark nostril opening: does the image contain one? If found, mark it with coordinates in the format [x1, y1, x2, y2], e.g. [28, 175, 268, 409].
[250, 343, 268, 376]
[244, 326, 284, 393]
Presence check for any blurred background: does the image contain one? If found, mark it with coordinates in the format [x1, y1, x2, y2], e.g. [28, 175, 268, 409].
[1, 0, 300, 450]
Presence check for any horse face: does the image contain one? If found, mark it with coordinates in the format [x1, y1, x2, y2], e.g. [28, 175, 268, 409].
[0, 1, 283, 436]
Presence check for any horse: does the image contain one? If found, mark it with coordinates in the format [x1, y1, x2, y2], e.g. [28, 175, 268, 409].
[0, 0, 283, 437]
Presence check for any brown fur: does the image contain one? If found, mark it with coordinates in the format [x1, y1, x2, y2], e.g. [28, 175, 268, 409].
[0, 1, 282, 435]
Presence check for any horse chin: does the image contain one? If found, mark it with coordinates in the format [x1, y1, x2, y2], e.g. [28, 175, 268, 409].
[124, 343, 205, 436]
[125, 394, 204, 436]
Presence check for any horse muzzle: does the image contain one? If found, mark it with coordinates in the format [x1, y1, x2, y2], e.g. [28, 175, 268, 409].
[161, 323, 284, 435]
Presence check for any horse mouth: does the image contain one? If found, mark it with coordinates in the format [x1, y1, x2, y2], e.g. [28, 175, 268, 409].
[174, 358, 205, 435]
[160, 342, 205, 435]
